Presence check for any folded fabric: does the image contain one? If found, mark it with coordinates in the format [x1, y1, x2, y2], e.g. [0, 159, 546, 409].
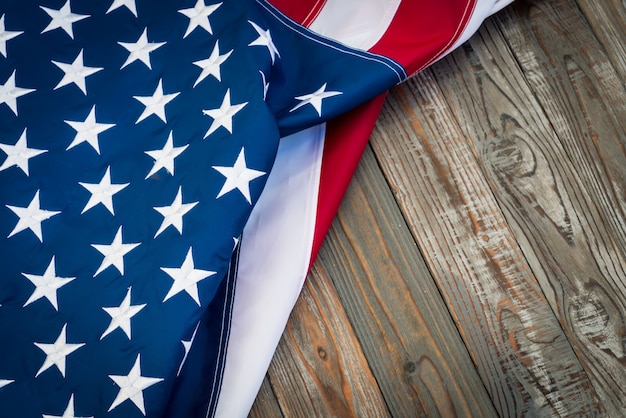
[0, 0, 512, 417]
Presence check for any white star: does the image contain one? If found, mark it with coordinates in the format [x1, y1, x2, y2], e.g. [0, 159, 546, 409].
[0, 70, 35, 116]
[40, 0, 89, 39]
[248, 21, 280, 64]
[92, 227, 140, 277]
[0, 129, 46, 176]
[79, 167, 129, 215]
[153, 186, 198, 238]
[34, 324, 85, 378]
[145, 132, 188, 179]
[177, 322, 200, 376]
[108, 354, 163, 415]
[6, 190, 60, 242]
[202, 88, 247, 138]
[43, 394, 92, 418]
[161, 248, 215, 306]
[65, 106, 115, 154]
[52, 49, 102, 95]
[192, 40, 232, 86]
[179, 0, 222, 38]
[0, 14, 23, 57]
[107, 0, 138, 17]
[23, 256, 76, 311]
[101, 288, 146, 340]
[133, 79, 179, 124]
[0, 379, 14, 389]
[290, 83, 342, 117]
[212, 148, 265, 204]
[118, 28, 165, 70]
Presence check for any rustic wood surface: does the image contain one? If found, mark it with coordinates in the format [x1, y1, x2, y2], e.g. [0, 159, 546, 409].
[251, 0, 626, 416]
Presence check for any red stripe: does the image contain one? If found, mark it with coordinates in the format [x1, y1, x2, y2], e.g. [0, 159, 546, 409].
[310, 94, 387, 264]
[370, 0, 476, 75]
[267, 0, 326, 25]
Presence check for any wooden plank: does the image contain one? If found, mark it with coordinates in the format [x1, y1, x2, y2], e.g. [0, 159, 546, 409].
[263, 261, 390, 417]
[248, 377, 283, 418]
[319, 147, 498, 417]
[498, 0, 626, 226]
[575, 0, 626, 82]
[370, 71, 602, 415]
[431, 1, 626, 413]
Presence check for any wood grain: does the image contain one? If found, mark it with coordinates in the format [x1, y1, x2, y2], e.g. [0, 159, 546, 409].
[319, 146, 498, 417]
[370, 69, 601, 416]
[499, 0, 626, 231]
[430, 0, 626, 413]
[263, 260, 390, 417]
[575, 0, 626, 83]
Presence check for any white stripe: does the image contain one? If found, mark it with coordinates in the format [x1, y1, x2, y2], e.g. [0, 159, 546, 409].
[214, 126, 324, 418]
[308, 0, 402, 50]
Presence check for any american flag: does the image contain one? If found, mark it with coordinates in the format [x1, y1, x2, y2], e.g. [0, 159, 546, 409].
[0, 0, 405, 416]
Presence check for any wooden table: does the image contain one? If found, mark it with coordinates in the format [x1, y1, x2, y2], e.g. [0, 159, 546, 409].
[250, 0, 626, 416]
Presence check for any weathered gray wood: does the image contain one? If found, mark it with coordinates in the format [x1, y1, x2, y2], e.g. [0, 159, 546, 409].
[498, 0, 626, 229]
[575, 0, 626, 83]
[248, 377, 283, 418]
[264, 261, 390, 417]
[320, 147, 498, 417]
[430, 0, 625, 413]
[370, 70, 601, 415]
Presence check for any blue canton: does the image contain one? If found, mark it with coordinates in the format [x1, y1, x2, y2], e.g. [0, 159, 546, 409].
[0, 0, 405, 416]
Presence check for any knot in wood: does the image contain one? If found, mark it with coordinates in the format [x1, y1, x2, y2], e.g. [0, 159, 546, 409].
[484, 135, 536, 179]
[403, 360, 416, 375]
[317, 346, 328, 361]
